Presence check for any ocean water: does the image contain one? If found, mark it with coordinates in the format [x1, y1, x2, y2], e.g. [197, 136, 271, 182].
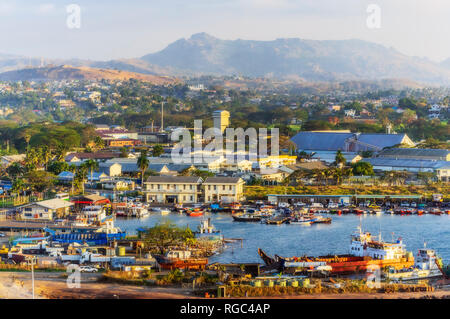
[115, 213, 450, 265]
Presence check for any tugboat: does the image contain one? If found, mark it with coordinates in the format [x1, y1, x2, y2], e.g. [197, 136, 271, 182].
[258, 227, 414, 274]
[386, 246, 444, 281]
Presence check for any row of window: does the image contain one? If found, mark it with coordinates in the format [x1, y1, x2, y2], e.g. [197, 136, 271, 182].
[148, 184, 236, 191]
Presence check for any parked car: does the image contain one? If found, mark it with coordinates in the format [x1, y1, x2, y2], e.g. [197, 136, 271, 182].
[0, 232, 5, 237]
[80, 266, 98, 273]
[410, 202, 417, 208]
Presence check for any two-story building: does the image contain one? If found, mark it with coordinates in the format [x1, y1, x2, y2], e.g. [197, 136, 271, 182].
[202, 177, 245, 203]
[145, 176, 203, 204]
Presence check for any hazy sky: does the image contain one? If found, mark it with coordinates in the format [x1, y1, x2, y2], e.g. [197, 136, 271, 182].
[1, 0, 449, 62]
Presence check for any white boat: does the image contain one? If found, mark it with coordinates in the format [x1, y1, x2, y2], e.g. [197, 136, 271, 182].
[386, 247, 444, 281]
[152, 207, 171, 215]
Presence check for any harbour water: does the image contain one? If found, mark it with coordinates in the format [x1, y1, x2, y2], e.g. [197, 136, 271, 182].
[115, 213, 450, 265]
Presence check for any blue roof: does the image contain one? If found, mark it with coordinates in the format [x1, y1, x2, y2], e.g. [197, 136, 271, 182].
[290, 132, 353, 151]
[58, 171, 74, 179]
[363, 158, 447, 169]
[354, 134, 408, 150]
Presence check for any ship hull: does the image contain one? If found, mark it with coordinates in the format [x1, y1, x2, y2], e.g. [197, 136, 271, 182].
[154, 255, 208, 270]
[258, 249, 414, 274]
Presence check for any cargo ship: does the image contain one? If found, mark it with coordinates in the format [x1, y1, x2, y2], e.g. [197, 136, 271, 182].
[258, 227, 414, 274]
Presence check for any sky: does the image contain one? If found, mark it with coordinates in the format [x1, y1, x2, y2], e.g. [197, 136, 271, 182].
[0, 0, 449, 62]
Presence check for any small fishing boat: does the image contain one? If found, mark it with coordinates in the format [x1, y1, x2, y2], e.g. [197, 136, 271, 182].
[152, 207, 171, 215]
[232, 213, 261, 222]
[289, 216, 313, 225]
[311, 216, 332, 224]
[186, 210, 204, 217]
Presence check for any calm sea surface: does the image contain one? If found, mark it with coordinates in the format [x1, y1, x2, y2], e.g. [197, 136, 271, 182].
[115, 213, 450, 265]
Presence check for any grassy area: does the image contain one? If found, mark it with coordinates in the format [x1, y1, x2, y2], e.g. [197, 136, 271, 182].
[244, 184, 449, 200]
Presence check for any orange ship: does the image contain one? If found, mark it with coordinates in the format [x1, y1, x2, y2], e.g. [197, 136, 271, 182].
[155, 250, 208, 270]
[259, 228, 414, 274]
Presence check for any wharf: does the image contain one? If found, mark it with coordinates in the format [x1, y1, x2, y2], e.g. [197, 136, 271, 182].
[0, 220, 99, 233]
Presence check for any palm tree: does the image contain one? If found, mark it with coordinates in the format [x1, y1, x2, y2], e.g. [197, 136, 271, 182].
[40, 145, 51, 170]
[289, 169, 308, 186]
[12, 178, 26, 196]
[75, 164, 88, 194]
[94, 136, 105, 150]
[55, 144, 68, 162]
[25, 148, 39, 171]
[137, 150, 149, 187]
[68, 164, 77, 194]
[84, 159, 99, 186]
[335, 150, 346, 168]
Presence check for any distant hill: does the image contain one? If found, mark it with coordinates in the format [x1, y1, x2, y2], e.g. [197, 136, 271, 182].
[141, 33, 450, 84]
[0, 65, 178, 84]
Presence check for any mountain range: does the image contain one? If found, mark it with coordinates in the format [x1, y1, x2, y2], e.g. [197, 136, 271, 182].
[1, 33, 450, 85]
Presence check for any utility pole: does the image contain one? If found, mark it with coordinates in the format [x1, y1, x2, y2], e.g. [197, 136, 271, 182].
[28, 256, 36, 299]
[161, 102, 164, 132]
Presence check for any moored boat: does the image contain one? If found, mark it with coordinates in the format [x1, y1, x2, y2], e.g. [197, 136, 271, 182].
[154, 250, 208, 270]
[259, 227, 414, 274]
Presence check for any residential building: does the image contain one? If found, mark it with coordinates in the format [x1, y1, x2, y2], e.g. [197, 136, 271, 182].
[436, 165, 450, 182]
[20, 199, 73, 221]
[144, 176, 203, 204]
[203, 177, 245, 203]
[99, 162, 122, 177]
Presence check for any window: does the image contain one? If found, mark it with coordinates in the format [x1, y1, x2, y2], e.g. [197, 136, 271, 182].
[229, 185, 232, 190]
[222, 185, 225, 190]
[214, 185, 216, 190]
[190, 196, 193, 201]
[190, 185, 193, 190]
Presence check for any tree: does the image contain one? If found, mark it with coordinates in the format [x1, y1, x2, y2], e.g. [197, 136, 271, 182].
[141, 221, 195, 254]
[74, 164, 88, 194]
[47, 161, 69, 175]
[137, 150, 149, 186]
[55, 143, 68, 161]
[335, 150, 346, 168]
[351, 162, 374, 176]
[12, 178, 27, 196]
[152, 144, 164, 157]
[6, 162, 24, 180]
[119, 147, 129, 158]
[24, 170, 55, 194]
[381, 170, 410, 186]
[39, 145, 51, 170]
[94, 136, 105, 150]
[84, 159, 99, 185]
[417, 172, 436, 185]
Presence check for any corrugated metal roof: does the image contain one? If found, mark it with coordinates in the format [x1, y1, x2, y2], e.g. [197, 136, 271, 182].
[354, 134, 408, 149]
[363, 158, 447, 169]
[378, 148, 449, 158]
[146, 176, 202, 183]
[203, 177, 243, 184]
[290, 132, 353, 151]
